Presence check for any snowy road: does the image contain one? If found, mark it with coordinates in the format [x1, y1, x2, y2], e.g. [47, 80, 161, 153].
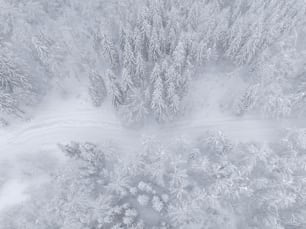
[2, 74, 302, 160]
[1, 97, 304, 159]
[0, 98, 138, 160]
[0, 96, 304, 211]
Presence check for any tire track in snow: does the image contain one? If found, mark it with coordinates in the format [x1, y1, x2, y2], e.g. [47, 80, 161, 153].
[1, 114, 302, 156]
[0, 100, 139, 160]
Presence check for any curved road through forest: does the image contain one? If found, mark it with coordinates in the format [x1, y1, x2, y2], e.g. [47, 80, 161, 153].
[0, 97, 304, 211]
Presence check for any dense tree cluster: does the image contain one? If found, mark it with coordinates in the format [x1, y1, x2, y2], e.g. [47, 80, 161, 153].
[99, 0, 306, 123]
[2, 129, 306, 228]
[235, 30, 306, 118]
[0, 54, 37, 117]
[0, 0, 305, 123]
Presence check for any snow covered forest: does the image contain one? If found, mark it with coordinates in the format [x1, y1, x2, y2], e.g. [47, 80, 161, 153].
[1, 0, 306, 228]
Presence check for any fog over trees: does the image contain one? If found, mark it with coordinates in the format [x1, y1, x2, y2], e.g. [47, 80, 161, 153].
[0, 0, 306, 228]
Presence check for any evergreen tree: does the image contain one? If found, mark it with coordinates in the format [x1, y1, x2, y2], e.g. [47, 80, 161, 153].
[151, 72, 166, 122]
[149, 27, 161, 62]
[122, 39, 135, 73]
[107, 70, 124, 108]
[88, 71, 107, 107]
[0, 55, 33, 116]
[134, 52, 145, 87]
[119, 88, 149, 126]
[133, 27, 145, 58]
[121, 68, 134, 92]
[101, 35, 120, 71]
[165, 66, 180, 118]
[172, 40, 186, 72]
[150, 63, 162, 84]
